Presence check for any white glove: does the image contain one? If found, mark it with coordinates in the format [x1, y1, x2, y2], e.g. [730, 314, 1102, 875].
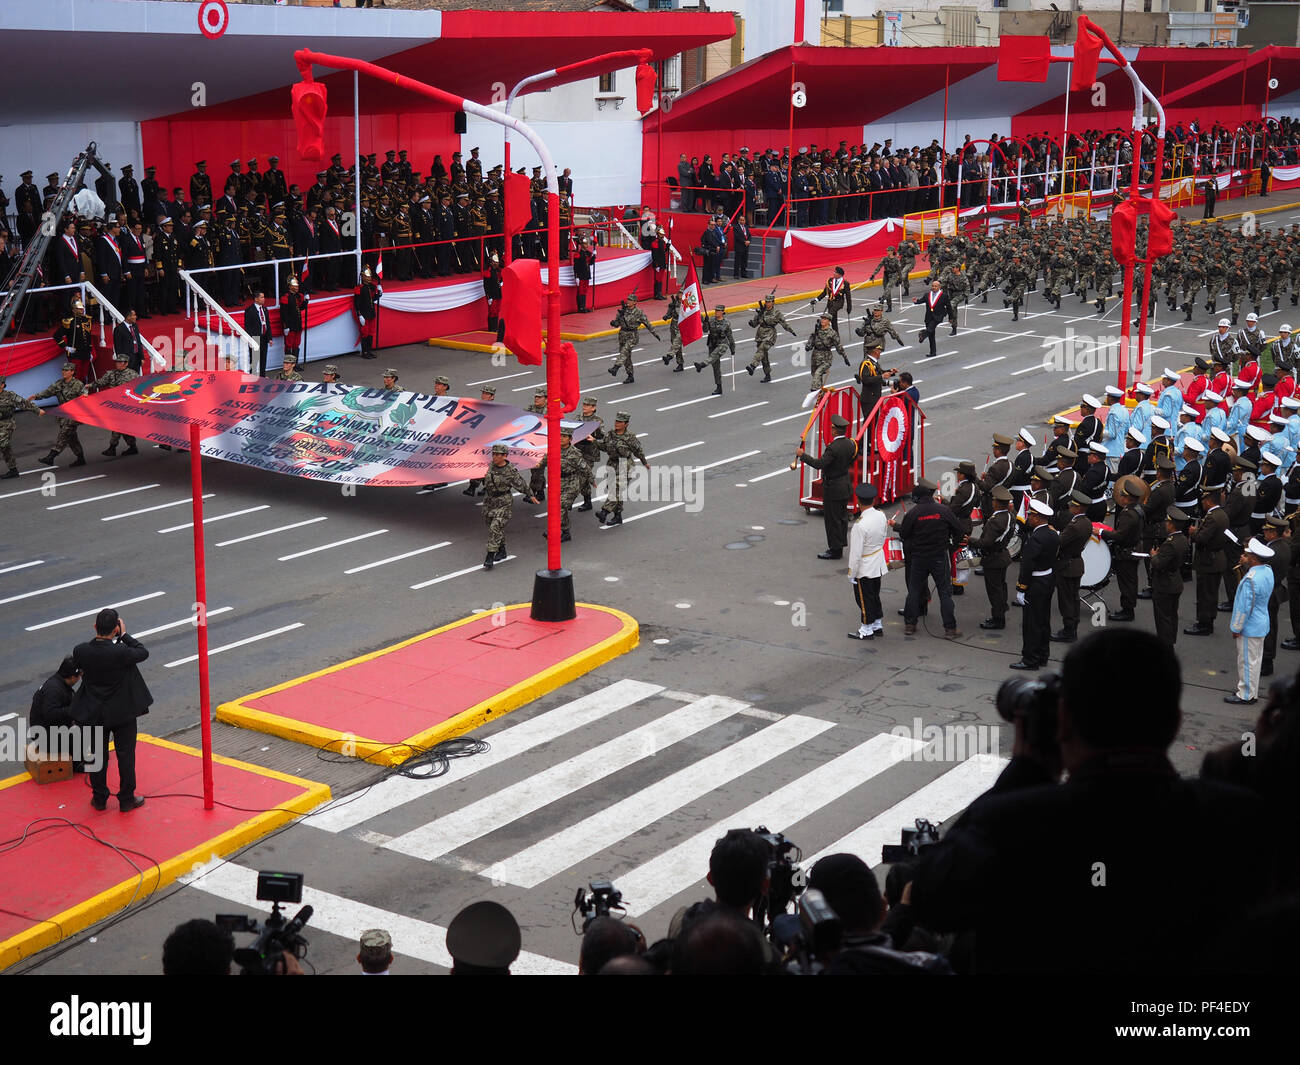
[358, 317, 365, 327]
[1015, 590, 1026, 607]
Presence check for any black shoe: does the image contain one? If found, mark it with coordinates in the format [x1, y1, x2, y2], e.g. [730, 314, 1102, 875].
[38, 452, 55, 466]
[624, 375, 635, 384]
[596, 508, 609, 524]
[1224, 694, 1257, 705]
[694, 362, 704, 373]
[673, 365, 684, 373]
[560, 530, 571, 542]
[1232, 314, 1238, 325]
[950, 585, 964, 596]
[847, 631, 873, 641]
[1183, 624, 1213, 635]
[122, 446, 138, 456]
[463, 486, 476, 496]
[1218, 601, 1232, 612]
[608, 365, 619, 377]
[1137, 588, 1152, 599]
[817, 550, 843, 560]
[746, 365, 755, 376]
[90, 796, 108, 811]
[1107, 610, 1135, 622]
[949, 326, 957, 335]
[69, 456, 86, 467]
[608, 513, 622, 526]
[663, 353, 673, 365]
[1282, 637, 1300, 650]
[710, 387, 722, 395]
[577, 500, 593, 512]
[979, 618, 1005, 630]
[1009, 661, 1038, 671]
[1050, 630, 1077, 642]
[101, 447, 116, 457]
[1, 468, 16, 480]
[1261, 659, 1274, 677]
[494, 545, 507, 561]
[119, 796, 145, 812]
[484, 553, 494, 570]
[761, 374, 771, 383]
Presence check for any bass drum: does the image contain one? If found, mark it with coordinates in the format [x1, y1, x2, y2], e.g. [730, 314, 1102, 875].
[1080, 537, 1113, 589]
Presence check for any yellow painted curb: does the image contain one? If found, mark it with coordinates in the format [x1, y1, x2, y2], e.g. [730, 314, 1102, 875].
[0, 735, 330, 971]
[216, 603, 639, 767]
[427, 337, 498, 354]
[1182, 198, 1300, 227]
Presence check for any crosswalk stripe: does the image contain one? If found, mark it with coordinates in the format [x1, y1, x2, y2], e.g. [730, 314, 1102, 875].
[306, 679, 666, 833]
[616, 732, 926, 917]
[384, 695, 748, 862]
[480, 713, 834, 889]
[802, 753, 1008, 870]
[182, 860, 575, 975]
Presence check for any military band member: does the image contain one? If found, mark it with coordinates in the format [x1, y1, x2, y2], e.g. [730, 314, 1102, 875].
[1150, 507, 1191, 646]
[1100, 475, 1145, 621]
[1185, 485, 1230, 636]
[1052, 490, 1093, 643]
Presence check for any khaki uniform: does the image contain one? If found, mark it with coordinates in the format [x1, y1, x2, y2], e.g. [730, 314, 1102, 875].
[482, 460, 531, 554]
[32, 377, 86, 458]
[0, 388, 40, 471]
[89, 367, 139, 450]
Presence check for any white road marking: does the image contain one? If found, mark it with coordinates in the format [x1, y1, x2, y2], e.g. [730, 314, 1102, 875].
[384, 696, 748, 862]
[0, 475, 106, 500]
[709, 401, 769, 419]
[25, 591, 166, 632]
[308, 679, 667, 833]
[215, 516, 326, 547]
[411, 556, 516, 589]
[101, 494, 214, 522]
[993, 330, 1035, 343]
[923, 386, 972, 402]
[164, 622, 305, 668]
[133, 607, 233, 639]
[0, 560, 44, 576]
[689, 449, 762, 473]
[181, 861, 575, 975]
[466, 370, 532, 385]
[278, 530, 388, 562]
[656, 394, 721, 412]
[344, 542, 452, 575]
[0, 575, 101, 607]
[618, 732, 927, 917]
[160, 504, 271, 534]
[762, 411, 809, 427]
[619, 388, 671, 402]
[598, 502, 685, 527]
[749, 468, 790, 482]
[645, 441, 705, 461]
[1011, 363, 1045, 376]
[1064, 368, 1107, 381]
[972, 392, 1026, 411]
[46, 483, 160, 511]
[962, 356, 1004, 370]
[481, 714, 835, 889]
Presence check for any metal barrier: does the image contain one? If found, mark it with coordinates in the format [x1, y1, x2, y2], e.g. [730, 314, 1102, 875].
[179, 269, 258, 372]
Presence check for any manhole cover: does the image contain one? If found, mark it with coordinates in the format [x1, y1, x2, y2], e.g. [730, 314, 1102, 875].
[725, 541, 752, 550]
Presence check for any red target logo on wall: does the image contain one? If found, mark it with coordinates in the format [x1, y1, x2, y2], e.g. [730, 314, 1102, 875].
[198, 0, 229, 40]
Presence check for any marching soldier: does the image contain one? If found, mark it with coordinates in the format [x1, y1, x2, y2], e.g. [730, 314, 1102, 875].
[481, 444, 539, 569]
[805, 314, 849, 392]
[608, 293, 659, 384]
[857, 305, 904, 353]
[810, 265, 852, 334]
[29, 364, 86, 468]
[662, 292, 686, 372]
[596, 411, 649, 527]
[896, 237, 919, 295]
[1051, 490, 1093, 643]
[1150, 507, 1192, 646]
[89, 353, 140, 457]
[694, 304, 735, 396]
[461, 384, 498, 497]
[0, 374, 40, 478]
[573, 396, 604, 510]
[974, 485, 1015, 631]
[869, 248, 903, 311]
[746, 293, 796, 382]
[538, 425, 592, 543]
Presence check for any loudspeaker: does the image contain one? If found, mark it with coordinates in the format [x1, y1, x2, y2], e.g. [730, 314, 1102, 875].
[454, 110, 467, 134]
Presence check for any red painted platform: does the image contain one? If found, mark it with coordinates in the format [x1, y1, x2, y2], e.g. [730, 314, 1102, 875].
[217, 603, 638, 765]
[0, 736, 329, 969]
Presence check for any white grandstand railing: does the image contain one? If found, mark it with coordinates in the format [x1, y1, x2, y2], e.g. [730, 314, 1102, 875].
[179, 268, 258, 373]
[81, 280, 169, 374]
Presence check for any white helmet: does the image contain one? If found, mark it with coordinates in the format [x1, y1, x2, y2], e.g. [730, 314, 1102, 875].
[1217, 318, 1230, 328]
[1246, 312, 1259, 323]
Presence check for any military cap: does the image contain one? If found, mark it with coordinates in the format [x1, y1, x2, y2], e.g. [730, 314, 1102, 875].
[956, 460, 977, 478]
[383, 368, 398, 378]
[269, 155, 279, 163]
[1194, 357, 1211, 371]
[559, 425, 574, 438]
[195, 160, 207, 166]
[435, 375, 450, 387]
[533, 388, 546, 399]
[582, 395, 598, 406]
[830, 414, 849, 429]
[359, 928, 391, 967]
[1088, 442, 1110, 455]
[992, 432, 1014, 446]
[112, 351, 129, 362]
[625, 292, 638, 302]
[1246, 424, 1271, 442]
[1247, 537, 1275, 559]
[1069, 489, 1091, 507]
[1028, 499, 1054, 518]
[1261, 450, 1282, 467]
[19, 170, 31, 178]
[714, 304, 727, 313]
[1154, 455, 1175, 471]
[1266, 515, 1289, 531]
[1284, 397, 1300, 411]
[1058, 448, 1078, 461]
[121, 164, 133, 173]
[614, 411, 631, 422]
[1134, 381, 1155, 396]
[1232, 455, 1257, 471]
[1017, 427, 1036, 447]
[323, 364, 340, 376]
[855, 483, 877, 503]
[385, 149, 396, 158]
[491, 443, 509, 456]
[1150, 415, 1170, 430]
[1080, 393, 1102, 409]
[915, 477, 937, 493]
[1031, 465, 1055, 482]
[1167, 506, 1191, 523]
[481, 384, 497, 397]
[61, 362, 75, 372]
[1104, 384, 1125, 398]
[446, 901, 521, 971]
[992, 486, 1013, 502]
[1202, 390, 1224, 403]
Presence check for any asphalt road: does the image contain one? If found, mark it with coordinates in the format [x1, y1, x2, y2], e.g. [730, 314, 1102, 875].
[11, 202, 1300, 974]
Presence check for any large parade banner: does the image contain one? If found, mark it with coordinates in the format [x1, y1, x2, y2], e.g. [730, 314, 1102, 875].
[61, 372, 591, 487]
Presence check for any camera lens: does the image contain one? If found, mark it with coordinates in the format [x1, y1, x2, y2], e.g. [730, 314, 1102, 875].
[995, 676, 1041, 723]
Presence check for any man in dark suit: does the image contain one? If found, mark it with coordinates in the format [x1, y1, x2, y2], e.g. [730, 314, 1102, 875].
[911, 628, 1271, 973]
[72, 608, 152, 812]
[797, 414, 858, 560]
[113, 308, 146, 373]
[244, 291, 271, 376]
[95, 216, 125, 309]
[914, 278, 951, 358]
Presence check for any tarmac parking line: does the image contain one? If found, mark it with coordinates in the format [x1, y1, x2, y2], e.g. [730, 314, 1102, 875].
[45, 483, 160, 511]
[164, 622, 306, 669]
[159, 504, 271, 534]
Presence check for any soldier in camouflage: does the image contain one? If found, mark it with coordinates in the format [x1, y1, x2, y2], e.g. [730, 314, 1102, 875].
[0, 373, 40, 477]
[939, 262, 969, 334]
[869, 247, 903, 312]
[694, 304, 734, 396]
[538, 424, 593, 542]
[856, 305, 903, 354]
[745, 294, 795, 383]
[90, 353, 140, 456]
[608, 293, 660, 384]
[481, 443, 537, 569]
[662, 293, 685, 371]
[273, 355, 304, 382]
[528, 387, 549, 500]
[462, 384, 498, 496]
[596, 410, 648, 526]
[574, 396, 604, 511]
[806, 314, 848, 391]
[30, 363, 87, 467]
[895, 237, 919, 295]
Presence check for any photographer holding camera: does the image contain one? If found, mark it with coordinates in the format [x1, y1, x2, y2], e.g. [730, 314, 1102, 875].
[907, 629, 1274, 972]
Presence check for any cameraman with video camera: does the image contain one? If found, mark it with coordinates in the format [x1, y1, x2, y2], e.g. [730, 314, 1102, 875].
[907, 629, 1274, 973]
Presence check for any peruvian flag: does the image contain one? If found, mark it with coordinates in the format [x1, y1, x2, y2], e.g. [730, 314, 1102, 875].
[300, 259, 310, 285]
[678, 258, 704, 348]
[375, 254, 383, 281]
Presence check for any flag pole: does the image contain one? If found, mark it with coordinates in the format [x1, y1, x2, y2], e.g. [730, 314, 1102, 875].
[189, 419, 213, 810]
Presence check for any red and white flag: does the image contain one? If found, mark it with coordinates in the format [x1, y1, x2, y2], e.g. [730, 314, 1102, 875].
[678, 258, 704, 348]
[375, 255, 383, 281]
[301, 259, 310, 285]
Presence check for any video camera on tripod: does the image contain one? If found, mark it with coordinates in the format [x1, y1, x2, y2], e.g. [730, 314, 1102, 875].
[572, 879, 626, 933]
[216, 871, 313, 975]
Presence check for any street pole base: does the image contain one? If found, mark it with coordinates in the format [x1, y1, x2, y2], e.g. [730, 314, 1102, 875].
[531, 568, 576, 622]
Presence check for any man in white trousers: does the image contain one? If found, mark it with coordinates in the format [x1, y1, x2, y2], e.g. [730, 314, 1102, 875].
[1227, 537, 1275, 705]
[847, 483, 890, 640]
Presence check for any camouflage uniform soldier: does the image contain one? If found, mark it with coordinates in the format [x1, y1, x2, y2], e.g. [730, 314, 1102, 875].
[974, 241, 1000, 303]
[596, 410, 649, 526]
[0, 373, 40, 477]
[858, 305, 904, 352]
[1268, 246, 1289, 312]
[1002, 255, 1031, 322]
[869, 247, 903, 311]
[1091, 248, 1115, 314]
[1073, 242, 1095, 303]
[30, 363, 86, 467]
[939, 263, 969, 333]
[1180, 252, 1204, 321]
[528, 388, 548, 500]
[462, 384, 497, 496]
[273, 355, 303, 382]
[1046, 243, 1074, 308]
[745, 294, 796, 382]
[89, 353, 140, 456]
[1250, 254, 1273, 318]
[895, 237, 920, 295]
[806, 314, 848, 391]
[574, 396, 604, 511]
[694, 304, 734, 396]
[539, 425, 593, 542]
[661, 294, 685, 371]
[608, 293, 660, 384]
[1203, 250, 1228, 315]
[1288, 239, 1300, 306]
[481, 443, 538, 569]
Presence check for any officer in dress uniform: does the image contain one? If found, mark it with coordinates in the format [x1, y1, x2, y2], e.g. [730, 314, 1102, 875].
[798, 414, 858, 561]
[1150, 507, 1191, 646]
[1010, 499, 1060, 670]
[1051, 491, 1093, 644]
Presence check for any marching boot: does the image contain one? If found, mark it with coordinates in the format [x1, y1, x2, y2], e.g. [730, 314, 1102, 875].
[623, 374, 635, 384]
[578, 493, 593, 511]
[710, 387, 723, 395]
[1003, 298, 1009, 308]
[746, 365, 755, 376]
[595, 507, 610, 524]
[2, 467, 18, 479]
[608, 512, 622, 525]
[694, 362, 705, 373]
[1232, 314, 1239, 325]
[1167, 296, 1176, 310]
[69, 454, 86, 468]
[1255, 304, 1262, 316]
[1184, 304, 1192, 321]
[1080, 292, 1087, 304]
[761, 373, 772, 383]
[1012, 300, 1020, 322]
[495, 544, 507, 561]
[1292, 294, 1298, 306]
[663, 352, 673, 365]
[560, 530, 571, 542]
[483, 552, 494, 570]
[1206, 300, 1214, 313]
[102, 446, 117, 457]
[608, 365, 619, 377]
[673, 364, 684, 372]
[981, 291, 988, 303]
[38, 451, 56, 466]
[1274, 298, 1281, 311]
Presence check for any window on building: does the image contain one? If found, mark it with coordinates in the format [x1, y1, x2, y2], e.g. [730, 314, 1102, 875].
[825, 0, 844, 12]
[599, 72, 617, 94]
